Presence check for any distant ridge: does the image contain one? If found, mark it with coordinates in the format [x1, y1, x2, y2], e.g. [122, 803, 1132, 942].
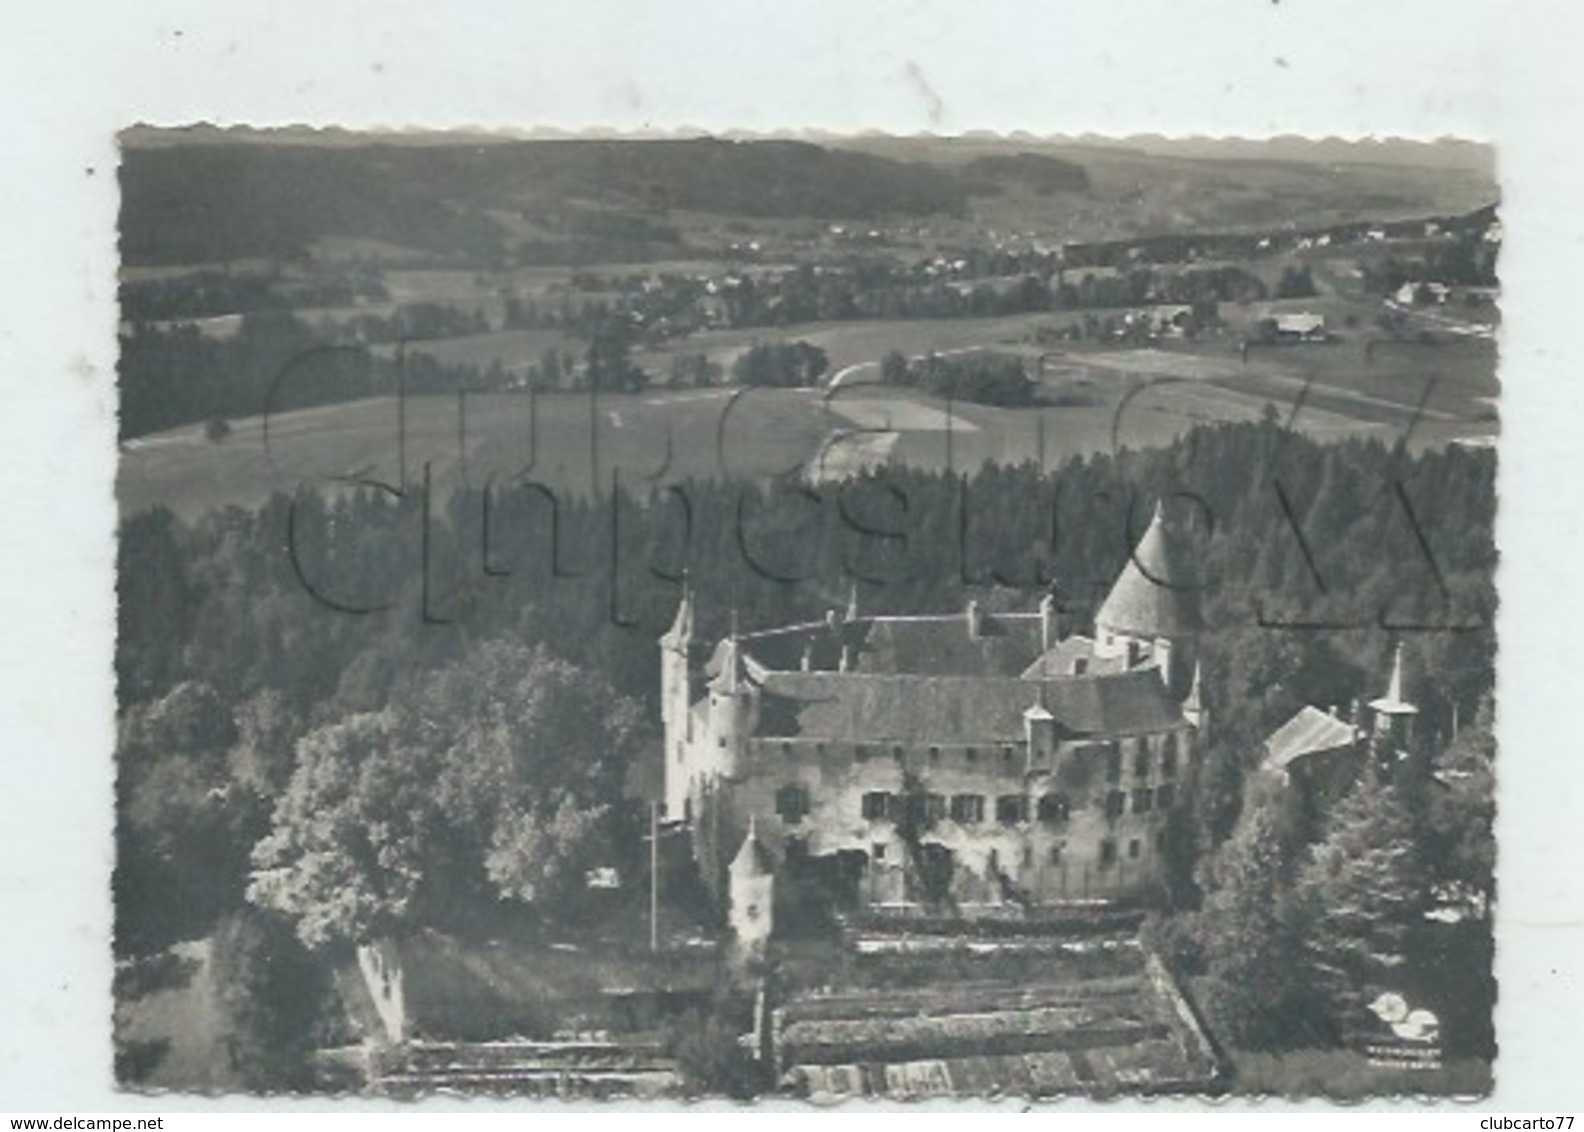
[119, 136, 974, 264]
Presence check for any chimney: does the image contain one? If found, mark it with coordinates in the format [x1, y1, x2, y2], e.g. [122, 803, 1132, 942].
[800, 641, 813, 672]
[1040, 593, 1057, 651]
[966, 599, 984, 640]
[1155, 636, 1174, 689]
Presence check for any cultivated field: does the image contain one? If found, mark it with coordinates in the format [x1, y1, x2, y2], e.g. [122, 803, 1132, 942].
[119, 320, 1498, 521]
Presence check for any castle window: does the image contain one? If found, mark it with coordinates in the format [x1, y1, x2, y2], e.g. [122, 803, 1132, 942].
[1049, 842, 1065, 865]
[718, 736, 728, 749]
[1155, 830, 1168, 853]
[861, 792, 890, 821]
[1132, 788, 1153, 814]
[776, 784, 810, 824]
[1099, 839, 1117, 868]
[965, 747, 979, 765]
[1023, 845, 1034, 867]
[1129, 838, 1142, 860]
[1037, 793, 1071, 823]
[1156, 784, 1176, 810]
[1002, 745, 1017, 767]
[855, 744, 871, 762]
[928, 746, 941, 766]
[996, 795, 1028, 825]
[924, 793, 947, 823]
[871, 842, 887, 863]
[950, 794, 985, 824]
[1161, 739, 1178, 778]
[1134, 748, 1151, 779]
[1105, 747, 1122, 782]
[816, 743, 827, 759]
[1105, 790, 1126, 819]
[1073, 658, 1088, 676]
[781, 741, 792, 757]
[892, 745, 905, 764]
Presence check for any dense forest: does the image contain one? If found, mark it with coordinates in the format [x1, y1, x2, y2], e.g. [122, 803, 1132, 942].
[115, 418, 1497, 1077]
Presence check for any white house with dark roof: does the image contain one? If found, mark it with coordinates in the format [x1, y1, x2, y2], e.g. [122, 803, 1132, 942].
[660, 504, 1206, 925]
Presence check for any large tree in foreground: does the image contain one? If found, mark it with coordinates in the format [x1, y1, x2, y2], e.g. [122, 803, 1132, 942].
[210, 907, 328, 1091]
[249, 641, 645, 948]
[1195, 803, 1315, 1049]
[1295, 773, 1426, 1038]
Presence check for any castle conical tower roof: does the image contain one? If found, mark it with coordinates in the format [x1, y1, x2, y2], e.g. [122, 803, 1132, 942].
[1095, 501, 1203, 638]
[661, 578, 694, 650]
[730, 816, 775, 877]
[1184, 658, 1203, 712]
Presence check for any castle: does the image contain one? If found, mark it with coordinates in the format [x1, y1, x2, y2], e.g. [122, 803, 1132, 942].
[661, 502, 1208, 943]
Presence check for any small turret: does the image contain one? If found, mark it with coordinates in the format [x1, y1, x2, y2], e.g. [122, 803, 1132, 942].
[1183, 659, 1205, 732]
[1024, 697, 1056, 767]
[1369, 643, 1419, 759]
[703, 619, 758, 787]
[728, 816, 776, 958]
[840, 585, 860, 672]
[661, 575, 694, 652]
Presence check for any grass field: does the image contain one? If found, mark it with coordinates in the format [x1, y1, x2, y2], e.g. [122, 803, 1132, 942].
[633, 312, 1060, 376]
[372, 328, 572, 375]
[119, 313, 1498, 520]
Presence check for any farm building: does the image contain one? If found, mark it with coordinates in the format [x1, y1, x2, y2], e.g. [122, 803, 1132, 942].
[1260, 704, 1367, 808]
[1259, 645, 1420, 806]
[661, 503, 1206, 940]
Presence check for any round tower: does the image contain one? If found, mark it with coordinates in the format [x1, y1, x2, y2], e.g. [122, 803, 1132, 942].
[703, 630, 757, 783]
[1368, 643, 1419, 763]
[1093, 499, 1203, 698]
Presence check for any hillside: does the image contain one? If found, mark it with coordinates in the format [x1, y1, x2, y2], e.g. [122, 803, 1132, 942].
[118, 137, 977, 265]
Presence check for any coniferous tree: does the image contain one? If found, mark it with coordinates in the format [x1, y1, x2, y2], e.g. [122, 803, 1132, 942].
[1196, 804, 1314, 1048]
[1295, 774, 1426, 1040]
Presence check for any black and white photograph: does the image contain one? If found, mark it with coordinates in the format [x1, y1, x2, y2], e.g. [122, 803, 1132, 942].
[108, 128, 1502, 1100]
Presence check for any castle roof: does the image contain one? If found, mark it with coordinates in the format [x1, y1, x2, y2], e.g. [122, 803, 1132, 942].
[730, 817, 775, 877]
[856, 613, 1043, 677]
[1262, 705, 1363, 773]
[1018, 635, 1128, 680]
[737, 610, 1046, 678]
[755, 667, 1185, 744]
[1094, 502, 1203, 638]
[661, 582, 693, 650]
